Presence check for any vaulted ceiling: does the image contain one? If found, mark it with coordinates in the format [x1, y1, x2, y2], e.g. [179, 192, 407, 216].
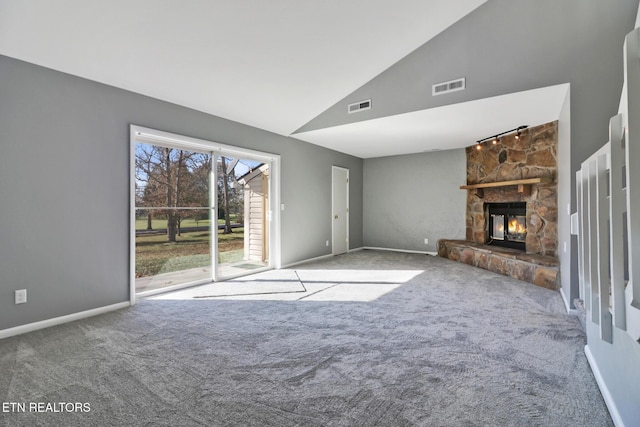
[0, 1, 573, 158]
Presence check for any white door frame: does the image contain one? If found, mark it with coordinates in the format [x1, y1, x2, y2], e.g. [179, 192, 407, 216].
[331, 166, 349, 255]
[129, 125, 281, 304]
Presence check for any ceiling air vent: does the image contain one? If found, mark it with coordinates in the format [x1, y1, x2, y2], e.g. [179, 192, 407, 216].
[348, 99, 372, 114]
[432, 77, 466, 96]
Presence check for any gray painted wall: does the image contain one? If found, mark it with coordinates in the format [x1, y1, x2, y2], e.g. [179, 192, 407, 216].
[298, 0, 637, 147]
[363, 149, 466, 252]
[0, 55, 363, 331]
[299, 0, 639, 309]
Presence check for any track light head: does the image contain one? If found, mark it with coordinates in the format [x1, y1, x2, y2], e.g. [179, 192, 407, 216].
[472, 125, 527, 150]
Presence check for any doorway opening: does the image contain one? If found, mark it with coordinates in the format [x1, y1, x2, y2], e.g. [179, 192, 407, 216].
[130, 126, 280, 301]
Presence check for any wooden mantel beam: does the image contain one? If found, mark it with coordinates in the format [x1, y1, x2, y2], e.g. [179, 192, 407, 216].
[459, 177, 552, 191]
[460, 177, 552, 198]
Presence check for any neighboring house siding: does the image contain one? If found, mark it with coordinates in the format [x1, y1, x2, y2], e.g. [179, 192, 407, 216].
[244, 169, 269, 262]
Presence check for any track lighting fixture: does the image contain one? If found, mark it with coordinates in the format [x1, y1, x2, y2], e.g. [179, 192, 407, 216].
[473, 125, 528, 150]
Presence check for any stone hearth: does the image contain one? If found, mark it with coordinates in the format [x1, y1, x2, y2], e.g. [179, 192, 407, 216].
[438, 240, 559, 290]
[439, 121, 560, 289]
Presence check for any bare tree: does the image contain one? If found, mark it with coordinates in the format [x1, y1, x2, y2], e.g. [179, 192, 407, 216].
[219, 157, 233, 234]
[135, 144, 211, 242]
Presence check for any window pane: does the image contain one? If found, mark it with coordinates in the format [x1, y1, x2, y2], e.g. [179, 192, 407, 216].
[135, 210, 212, 293]
[217, 156, 269, 278]
[135, 142, 212, 293]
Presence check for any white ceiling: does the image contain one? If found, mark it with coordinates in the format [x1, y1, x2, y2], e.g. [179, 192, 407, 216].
[0, 0, 486, 140]
[294, 84, 570, 158]
[0, 1, 569, 159]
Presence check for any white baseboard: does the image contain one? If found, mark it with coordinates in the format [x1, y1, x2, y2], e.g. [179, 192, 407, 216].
[560, 287, 579, 316]
[281, 247, 436, 269]
[0, 301, 131, 340]
[282, 253, 334, 268]
[363, 246, 437, 256]
[584, 345, 624, 427]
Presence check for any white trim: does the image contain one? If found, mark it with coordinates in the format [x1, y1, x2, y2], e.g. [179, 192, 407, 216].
[212, 153, 220, 282]
[585, 345, 625, 427]
[0, 302, 130, 340]
[560, 287, 579, 316]
[282, 253, 334, 269]
[282, 247, 430, 269]
[129, 126, 137, 305]
[132, 125, 278, 162]
[271, 157, 282, 269]
[363, 246, 437, 256]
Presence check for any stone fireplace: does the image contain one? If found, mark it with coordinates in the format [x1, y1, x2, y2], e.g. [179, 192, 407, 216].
[465, 121, 558, 256]
[438, 121, 560, 289]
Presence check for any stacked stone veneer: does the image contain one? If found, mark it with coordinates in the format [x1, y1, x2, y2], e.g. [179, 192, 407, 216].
[466, 121, 558, 256]
[438, 240, 559, 290]
[439, 121, 559, 289]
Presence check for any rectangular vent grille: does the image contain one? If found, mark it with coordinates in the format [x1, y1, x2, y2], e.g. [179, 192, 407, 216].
[432, 78, 466, 96]
[348, 99, 371, 114]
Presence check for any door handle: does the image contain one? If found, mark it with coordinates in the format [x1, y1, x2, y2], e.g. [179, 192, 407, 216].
[334, 214, 338, 219]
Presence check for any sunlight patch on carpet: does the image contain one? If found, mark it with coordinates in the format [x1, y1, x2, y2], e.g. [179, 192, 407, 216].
[149, 269, 423, 302]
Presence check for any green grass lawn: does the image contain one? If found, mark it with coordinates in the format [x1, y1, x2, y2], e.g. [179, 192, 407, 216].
[135, 229, 245, 277]
[135, 214, 242, 231]
[135, 217, 211, 231]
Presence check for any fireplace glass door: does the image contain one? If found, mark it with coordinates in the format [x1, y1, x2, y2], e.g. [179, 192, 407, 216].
[487, 202, 527, 250]
[492, 215, 505, 240]
[507, 215, 527, 242]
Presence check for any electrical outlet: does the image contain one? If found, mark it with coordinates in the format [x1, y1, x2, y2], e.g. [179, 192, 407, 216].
[326, 240, 329, 247]
[15, 289, 27, 304]
[424, 238, 429, 245]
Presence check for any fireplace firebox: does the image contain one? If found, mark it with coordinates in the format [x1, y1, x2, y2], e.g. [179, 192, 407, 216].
[486, 202, 527, 250]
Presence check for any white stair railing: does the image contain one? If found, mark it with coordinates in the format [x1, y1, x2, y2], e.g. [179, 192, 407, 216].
[577, 28, 640, 344]
[623, 28, 640, 341]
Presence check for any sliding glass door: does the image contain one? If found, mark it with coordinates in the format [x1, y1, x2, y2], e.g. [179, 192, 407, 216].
[134, 144, 213, 293]
[131, 126, 279, 297]
[216, 155, 270, 278]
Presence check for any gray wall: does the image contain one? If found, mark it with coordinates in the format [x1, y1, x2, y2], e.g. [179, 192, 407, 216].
[363, 149, 466, 252]
[299, 0, 639, 308]
[0, 55, 363, 331]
